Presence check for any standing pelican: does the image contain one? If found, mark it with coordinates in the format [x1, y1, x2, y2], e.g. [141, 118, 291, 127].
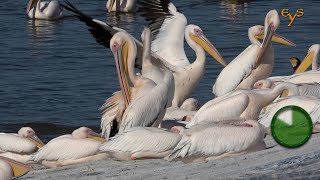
[138, 0, 227, 107]
[0, 127, 44, 163]
[27, 0, 63, 20]
[0, 157, 31, 180]
[213, 11, 295, 97]
[99, 127, 182, 160]
[106, 0, 137, 12]
[59, 1, 174, 138]
[186, 82, 299, 128]
[104, 31, 173, 137]
[269, 44, 320, 84]
[166, 120, 266, 162]
[31, 127, 107, 168]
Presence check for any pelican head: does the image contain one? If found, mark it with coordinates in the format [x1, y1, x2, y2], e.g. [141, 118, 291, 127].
[255, 10, 282, 68]
[252, 25, 296, 47]
[294, 44, 320, 74]
[0, 157, 31, 178]
[289, 57, 301, 73]
[18, 127, 45, 149]
[186, 24, 226, 66]
[111, 32, 135, 108]
[253, 79, 274, 89]
[107, 0, 116, 12]
[72, 127, 106, 143]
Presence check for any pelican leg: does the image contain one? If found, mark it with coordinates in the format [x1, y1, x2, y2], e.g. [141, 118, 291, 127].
[41, 153, 109, 168]
[204, 152, 246, 162]
[131, 150, 172, 160]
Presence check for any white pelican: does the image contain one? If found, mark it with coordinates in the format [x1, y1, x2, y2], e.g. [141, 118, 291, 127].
[27, 0, 63, 20]
[259, 96, 320, 133]
[165, 120, 266, 162]
[186, 82, 299, 128]
[106, 0, 137, 13]
[138, 0, 227, 107]
[99, 127, 182, 160]
[102, 31, 173, 137]
[213, 12, 295, 97]
[163, 98, 199, 120]
[31, 127, 107, 168]
[59, 1, 174, 138]
[0, 127, 44, 163]
[269, 44, 320, 84]
[254, 79, 320, 98]
[0, 157, 32, 180]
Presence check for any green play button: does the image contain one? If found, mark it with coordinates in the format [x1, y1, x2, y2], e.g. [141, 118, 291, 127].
[271, 105, 313, 148]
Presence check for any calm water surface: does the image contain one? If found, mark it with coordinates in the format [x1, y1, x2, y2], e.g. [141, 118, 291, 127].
[0, 0, 319, 140]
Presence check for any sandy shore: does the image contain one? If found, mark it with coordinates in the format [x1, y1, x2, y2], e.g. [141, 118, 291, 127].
[22, 134, 320, 179]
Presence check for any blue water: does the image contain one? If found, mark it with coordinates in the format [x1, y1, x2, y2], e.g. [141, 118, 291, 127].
[0, 0, 319, 140]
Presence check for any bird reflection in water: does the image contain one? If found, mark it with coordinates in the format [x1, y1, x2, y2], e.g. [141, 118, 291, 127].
[106, 12, 137, 34]
[219, 0, 250, 21]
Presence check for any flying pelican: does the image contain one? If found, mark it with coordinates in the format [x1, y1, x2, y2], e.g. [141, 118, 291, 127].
[269, 44, 320, 84]
[213, 12, 295, 97]
[259, 96, 320, 133]
[27, 0, 63, 20]
[0, 157, 32, 180]
[31, 127, 107, 168]
[254, 79, 320, 98]
[99, 127, 182, 160]
[106, 0, 137, 12]
[186, 82, 299, 128]
[0, 127, 44, 163]
[165, 120, 266, 162]
[138, 0, 226, 107]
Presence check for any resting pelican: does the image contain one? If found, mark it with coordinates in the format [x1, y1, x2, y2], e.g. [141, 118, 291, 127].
[259, 96, 320, 133]
[166, 120, 265, 162]
[0, 127, 44, 163]
[254, 79, 320, 98]
[0, 157, 31, 180]
[213, 12, 295, 97]
[31, 127, 107, 168]
[27, 0, 63, 20]
[186, 82, 299, 128]
[106, 0, 137, 12]
[270, 44, 320, 84]
[99, 127, 182, 160]
[138, 0, 226, 107]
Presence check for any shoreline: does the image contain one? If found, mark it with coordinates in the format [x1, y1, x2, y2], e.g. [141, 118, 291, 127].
[22, 134, 320, 179]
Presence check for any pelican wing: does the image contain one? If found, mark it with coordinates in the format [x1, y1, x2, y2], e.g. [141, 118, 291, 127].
[119, 81, 169, 132]
[100, 91, 126, 138]
[0, 134, 36, 154]
[186, 93, 249, 128]
[100, 127, 181, 153]
[167, 122, 264, 160]
[213, 45, 259, 97]
[31, 137, 101, 161]
[138, 0, 189, 66]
